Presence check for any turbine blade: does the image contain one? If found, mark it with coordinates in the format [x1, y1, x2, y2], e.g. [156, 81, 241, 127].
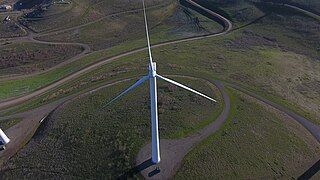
[156, 75, 217, 102]
[104, 75, 149, 106]
[142, 0, 154, 67]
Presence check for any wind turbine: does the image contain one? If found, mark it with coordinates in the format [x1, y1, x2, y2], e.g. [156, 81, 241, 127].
[0, 128, 10, 150]
[106, 0, 217, 164]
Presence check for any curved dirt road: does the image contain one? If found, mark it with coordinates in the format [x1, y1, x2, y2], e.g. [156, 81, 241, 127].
[135, 80, 320, 179]
[0, 0, 232, 109]
[1, 75, 319, 177]
[35, 3, 170, 38]
[135, 80, 230, 179]
[228, 83, 320, 143]
[0, 77, 135, 167]
[0, 75, 228, 176]
[2, 1, 316, 109]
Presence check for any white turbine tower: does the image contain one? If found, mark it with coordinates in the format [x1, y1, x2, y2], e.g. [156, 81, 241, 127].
[0, 128, 10, 150]
[106, 0, 217, 164]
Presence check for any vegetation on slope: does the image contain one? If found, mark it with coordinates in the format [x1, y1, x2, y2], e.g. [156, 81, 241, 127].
[0, 118, 21, 131]
[0, 0, 223, 100]
[0, 78, 222, 178]
[21, 0, 172, 33]
[0, 42, 83, 76]
[2, 0, 319, 128]
[175, 87, 320, 179]
[36, 1, 223, 50]
[0, 0, 319, 179]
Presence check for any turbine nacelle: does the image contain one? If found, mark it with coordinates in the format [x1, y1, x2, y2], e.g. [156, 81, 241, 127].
[149, 62, 157, 78]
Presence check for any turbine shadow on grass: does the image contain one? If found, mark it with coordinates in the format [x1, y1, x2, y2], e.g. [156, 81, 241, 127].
[298, 159, 320, 180]
[148, 167, 161, 177]
[118, 158, 154, 179]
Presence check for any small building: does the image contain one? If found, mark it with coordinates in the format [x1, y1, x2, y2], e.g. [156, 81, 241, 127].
[0, 4, 12, 11]
[0, 128, 10, 150]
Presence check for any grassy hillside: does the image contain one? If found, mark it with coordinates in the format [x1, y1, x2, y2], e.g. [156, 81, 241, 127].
[0, 42, 83, 76]
[0, 0, 223, 100]
[1, 0, 319, 127]
[192, 0, 266, 28]
[36, 1, 223, 50]
[0, 118, 21, 131]
[0, 78, 222, 178]
[21, 0, 172, 33]
[0, 0, 319, 179]
[175, 87, 320, 179]
[261, 0, 320, 15]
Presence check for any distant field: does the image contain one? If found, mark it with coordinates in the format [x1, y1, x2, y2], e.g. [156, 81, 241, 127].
[0, 1, 223, 100]
[22, 0, 172, 33]
[36, 1, 223, 50]
[0, 77, 222, 178]
[0, 42, 83, 76]
[192, 0, 266, 28]
[175, 87, 320, 179]
[0, 43, 141, 100]
[1, 1, 319, 129]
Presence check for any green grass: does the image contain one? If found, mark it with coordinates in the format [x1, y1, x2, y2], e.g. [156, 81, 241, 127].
[37, 1, 222, 50]
[0, 1, 223, 100]
[0, 42, 83, 76]
[0, 118, 22, 131]
[285, 4, 320, 21]
[0, 41, 149, 100]
[192, 0, 266, 28]
[175, 87, 320, 179]
[0, 77, 222, 178]
[0, 1, 319, 178]
[23, 0, 174, 33]
[2, 29, 320, 126]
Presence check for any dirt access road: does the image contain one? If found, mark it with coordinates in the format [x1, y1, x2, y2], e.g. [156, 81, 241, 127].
[134, 82, 320, 179]
[135, 80, 230, 179]
[1, 75, 319, 178]
[0, 77, 135, 167]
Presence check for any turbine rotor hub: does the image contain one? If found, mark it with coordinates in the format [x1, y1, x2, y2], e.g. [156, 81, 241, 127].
[149, 62, 157, 77]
